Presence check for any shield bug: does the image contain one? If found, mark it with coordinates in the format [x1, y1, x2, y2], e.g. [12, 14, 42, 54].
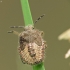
[8, 14, 47, 65]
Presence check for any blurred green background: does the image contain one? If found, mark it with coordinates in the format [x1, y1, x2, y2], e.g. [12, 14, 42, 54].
[0, 0, 70, 70]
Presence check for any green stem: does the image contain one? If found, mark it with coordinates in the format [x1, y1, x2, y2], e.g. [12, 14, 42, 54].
[20, 0, 33, 26]
[33, 62, 45, 70]
[20, 0, 45, 70]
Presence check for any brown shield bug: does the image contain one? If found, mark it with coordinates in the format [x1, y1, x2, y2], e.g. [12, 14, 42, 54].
[8, 14, 47, 65]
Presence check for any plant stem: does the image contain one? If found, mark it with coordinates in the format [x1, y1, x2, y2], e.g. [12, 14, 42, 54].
[20, 0, 33, 26]
[33, 62, 45, 70]
[20, 0, 45, 70]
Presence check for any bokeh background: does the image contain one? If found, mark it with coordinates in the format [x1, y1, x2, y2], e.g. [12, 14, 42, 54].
[0, 0, 70, 70]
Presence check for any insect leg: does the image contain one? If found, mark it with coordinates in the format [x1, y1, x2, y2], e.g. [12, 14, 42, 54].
[8, 30, 19, 35]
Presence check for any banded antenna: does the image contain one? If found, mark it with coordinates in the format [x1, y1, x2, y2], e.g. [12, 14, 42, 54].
[10, 14, 45, 28]
[34, 14, 45, 24]
[10, 26, 24, 28]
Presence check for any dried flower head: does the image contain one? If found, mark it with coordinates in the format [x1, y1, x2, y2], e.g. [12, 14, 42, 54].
[58, 29, 70, 41]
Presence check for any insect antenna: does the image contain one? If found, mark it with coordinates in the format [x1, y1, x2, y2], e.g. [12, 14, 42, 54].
[34, 14, 45, 24]
[10, 26, 24, 28]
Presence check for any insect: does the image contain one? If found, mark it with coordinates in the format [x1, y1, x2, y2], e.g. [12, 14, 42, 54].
[8, 14, 47, 65]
